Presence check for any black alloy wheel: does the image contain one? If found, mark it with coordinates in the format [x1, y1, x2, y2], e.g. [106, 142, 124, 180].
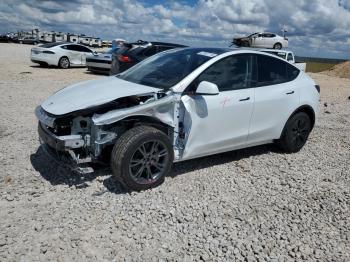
[278, 112, 311, 153]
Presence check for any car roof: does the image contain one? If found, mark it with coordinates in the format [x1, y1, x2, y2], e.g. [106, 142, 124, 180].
[40, 42, 91, 48]
[258, 48, 291, 53]
[149, 42, 187, 47]
[126, 40, 187, 48]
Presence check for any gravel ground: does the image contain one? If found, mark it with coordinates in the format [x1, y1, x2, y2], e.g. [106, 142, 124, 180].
[0, 43, 349, 261]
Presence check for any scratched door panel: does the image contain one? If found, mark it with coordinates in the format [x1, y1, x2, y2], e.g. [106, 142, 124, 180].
[181, 88, 254, 160]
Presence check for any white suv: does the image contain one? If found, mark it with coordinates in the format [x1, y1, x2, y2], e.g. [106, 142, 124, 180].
[35, 48, 320, 191]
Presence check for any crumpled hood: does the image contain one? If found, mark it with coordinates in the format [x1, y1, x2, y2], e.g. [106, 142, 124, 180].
[41, 77, 161, 115]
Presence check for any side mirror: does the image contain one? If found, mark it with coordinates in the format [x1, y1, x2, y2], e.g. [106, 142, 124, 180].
[196, 81, 219, 95]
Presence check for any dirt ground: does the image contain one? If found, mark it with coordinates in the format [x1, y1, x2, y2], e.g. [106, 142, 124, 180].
[0, 43, 349, 261]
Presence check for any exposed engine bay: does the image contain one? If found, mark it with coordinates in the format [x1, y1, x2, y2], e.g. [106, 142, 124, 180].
[36, 92, 179, 173]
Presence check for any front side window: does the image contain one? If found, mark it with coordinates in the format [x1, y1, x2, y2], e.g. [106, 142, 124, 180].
[78, 46, 92, 53]
[287, 53, 294, 61]
[252, 54, 299, 87]
[195, 54, 252, 92]
[65, 45, 78, 51]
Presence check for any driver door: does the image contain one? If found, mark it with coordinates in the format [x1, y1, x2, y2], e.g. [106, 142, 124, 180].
[66, 45, 82, 65]
[252, 34, 264, 47]
[181, 54, 255, 160]
[78, 46, 93, 65]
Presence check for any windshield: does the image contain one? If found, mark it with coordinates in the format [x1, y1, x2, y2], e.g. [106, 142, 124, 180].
[117, 48, 228, 90]
[248, 32, 259, 37]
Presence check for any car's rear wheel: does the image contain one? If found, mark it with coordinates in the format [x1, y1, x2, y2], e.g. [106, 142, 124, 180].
[273, 43, 282, 49]
[59, 57, 70, 69]
[111, 126, 173, 191]
[278, 112, 311, 153]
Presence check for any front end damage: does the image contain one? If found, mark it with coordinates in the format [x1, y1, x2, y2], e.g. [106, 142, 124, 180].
[35, 92, 179, 173]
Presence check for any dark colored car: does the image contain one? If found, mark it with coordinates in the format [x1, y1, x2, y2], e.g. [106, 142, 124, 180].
[110, 40, 187, 75]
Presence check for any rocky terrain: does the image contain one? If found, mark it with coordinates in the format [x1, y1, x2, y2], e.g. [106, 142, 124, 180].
[0, 43, 349, 261]
[322, 60, 350, 79]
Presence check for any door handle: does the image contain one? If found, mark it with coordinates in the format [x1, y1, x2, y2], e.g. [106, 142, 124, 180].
[286, 91, 294, 95]
[239, 97, 250, 101]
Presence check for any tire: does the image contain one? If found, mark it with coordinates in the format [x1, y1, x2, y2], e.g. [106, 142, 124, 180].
[274, 43, 282, 49]
[111, 126, 174, 191]
[59, 57, 70, 69]
[278, 112, 311, 153]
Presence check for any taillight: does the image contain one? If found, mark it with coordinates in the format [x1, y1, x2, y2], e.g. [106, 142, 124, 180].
[43, 50, 55, 54]
[118, 55, 132, 62]
[315, 85, 320, 93]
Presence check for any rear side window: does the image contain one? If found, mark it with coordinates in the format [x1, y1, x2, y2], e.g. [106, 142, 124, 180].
[65, 45, 91, 52]
[262, 33, 276, 38]
[252, 54, 299, 87]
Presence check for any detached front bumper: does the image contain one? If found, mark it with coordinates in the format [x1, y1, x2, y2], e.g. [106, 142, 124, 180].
[38, 123, 85, 151]
[38, 123, 94, 174]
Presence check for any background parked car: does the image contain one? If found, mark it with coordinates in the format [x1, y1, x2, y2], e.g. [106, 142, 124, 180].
[86, 39, 126, 74]
[18, 37, 40, 45]
[86, 49, 114, 74]
[30, 42, 94, 68]
[232, 32, 288, 49]
[109, 40, 187, 75]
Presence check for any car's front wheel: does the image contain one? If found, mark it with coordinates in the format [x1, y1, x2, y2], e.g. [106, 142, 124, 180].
[278, 112, 311, 153]
[59, 57, 70, 69]
[111, 126, 174, 191]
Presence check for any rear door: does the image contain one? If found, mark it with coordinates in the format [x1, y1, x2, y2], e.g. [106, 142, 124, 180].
[181, 54, 255, 160]
[247, 54, 301, 145]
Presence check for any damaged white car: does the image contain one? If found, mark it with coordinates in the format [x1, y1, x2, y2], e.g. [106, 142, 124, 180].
[35, 48, 320, 191]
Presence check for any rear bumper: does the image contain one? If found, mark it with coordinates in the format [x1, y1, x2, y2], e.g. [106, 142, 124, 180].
[86, 61, 111, 70]
[30, 53, 58, 66]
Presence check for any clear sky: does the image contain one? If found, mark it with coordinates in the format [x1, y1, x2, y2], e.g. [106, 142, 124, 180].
[1, 0, 350, 59]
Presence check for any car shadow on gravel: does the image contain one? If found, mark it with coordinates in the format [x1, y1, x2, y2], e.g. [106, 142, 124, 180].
[30, 144, 282, 194]
[169, 143, 282, 177]
[30, 146, 119, 190]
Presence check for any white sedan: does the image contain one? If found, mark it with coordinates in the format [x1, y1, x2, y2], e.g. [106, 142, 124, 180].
[35, 47, 319, 191]
[233, 32, 289, 49]
[30, 42, 94, 68]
